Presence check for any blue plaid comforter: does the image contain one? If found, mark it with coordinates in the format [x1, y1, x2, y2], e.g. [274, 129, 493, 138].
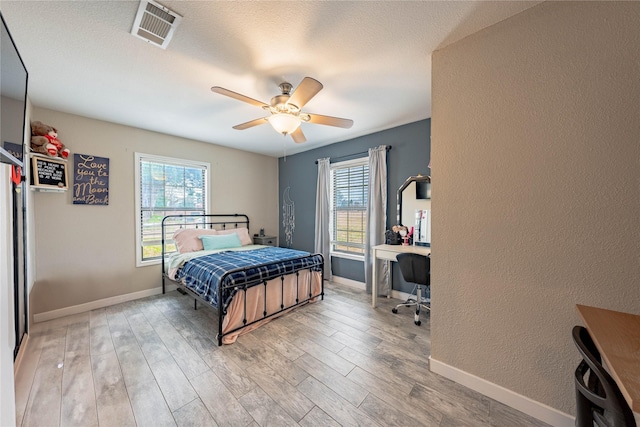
[175, 247, 323, 309]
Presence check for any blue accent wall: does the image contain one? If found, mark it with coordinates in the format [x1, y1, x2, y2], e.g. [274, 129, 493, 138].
[278, 119, 430, 292]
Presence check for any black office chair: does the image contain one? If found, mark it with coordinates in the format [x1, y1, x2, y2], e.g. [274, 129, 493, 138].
[391, 253, 430, 325]
[572, 326, 636, 427]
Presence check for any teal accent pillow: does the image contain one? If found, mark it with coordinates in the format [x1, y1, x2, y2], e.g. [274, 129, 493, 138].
[199, 233, 242, 250]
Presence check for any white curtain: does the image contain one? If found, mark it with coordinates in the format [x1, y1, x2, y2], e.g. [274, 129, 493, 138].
[364, 145, 388, 295]
[314, 158, 332, 280]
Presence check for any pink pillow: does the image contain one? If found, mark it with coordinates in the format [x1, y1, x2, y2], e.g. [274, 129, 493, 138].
[216, 227, 252, 246]
[173, 228, 217, 253]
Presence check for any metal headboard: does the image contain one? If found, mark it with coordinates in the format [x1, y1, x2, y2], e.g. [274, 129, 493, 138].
[161, 213, 250, 277]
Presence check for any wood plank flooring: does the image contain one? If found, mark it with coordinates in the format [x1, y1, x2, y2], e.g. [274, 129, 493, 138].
[15, 282, 551, 427]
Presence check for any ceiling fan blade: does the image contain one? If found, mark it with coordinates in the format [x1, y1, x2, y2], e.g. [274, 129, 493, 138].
[307, 113, 354, 129]
[287, 77, 323, 109]
[290, 127, 306, 143]
[232, 117, 268, 130]
[211, 87, 268, 108]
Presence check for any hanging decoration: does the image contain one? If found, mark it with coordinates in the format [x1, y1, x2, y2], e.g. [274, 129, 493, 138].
[11, 165, 22, 186]
[282, 186, 295, 247]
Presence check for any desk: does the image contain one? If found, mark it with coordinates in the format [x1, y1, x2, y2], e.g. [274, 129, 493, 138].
[576, 304, 640, 419]
[372, 244, 431, 308]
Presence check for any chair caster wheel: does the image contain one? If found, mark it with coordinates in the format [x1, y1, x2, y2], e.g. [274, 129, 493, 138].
[392, 308, 398, 314]
[415, 320, 421, 326]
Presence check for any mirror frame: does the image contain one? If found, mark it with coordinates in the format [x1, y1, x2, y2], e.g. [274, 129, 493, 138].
[397, 175, 431, 226]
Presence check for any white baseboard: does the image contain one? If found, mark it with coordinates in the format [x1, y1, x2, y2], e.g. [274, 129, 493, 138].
[330, 277, 415, 302]
[13, 333, 29, 376]
[429, 357, 574, 427]
[33, 284, 178, 323]
[331, 276, 365, 290]
[391, 289, 413, 301]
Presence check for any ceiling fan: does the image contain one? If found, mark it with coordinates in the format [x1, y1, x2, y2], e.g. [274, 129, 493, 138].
[211, 77, 353, 143]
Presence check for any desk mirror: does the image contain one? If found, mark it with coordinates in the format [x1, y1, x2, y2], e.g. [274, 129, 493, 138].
[397, 175, 431, 246]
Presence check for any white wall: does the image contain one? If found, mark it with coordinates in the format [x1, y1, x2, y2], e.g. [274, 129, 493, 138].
[29, 108, 279, 316]
[431, 1, 640, 420]
[0, 163, 17, 426]
[1, 98, 32, 426]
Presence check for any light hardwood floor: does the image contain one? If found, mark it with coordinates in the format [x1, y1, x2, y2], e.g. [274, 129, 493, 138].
[15, 282, 551, 427]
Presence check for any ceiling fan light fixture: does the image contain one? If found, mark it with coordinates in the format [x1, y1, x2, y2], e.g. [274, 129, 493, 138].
[268, 113, 301, 135]
[212, 77, 352, 142]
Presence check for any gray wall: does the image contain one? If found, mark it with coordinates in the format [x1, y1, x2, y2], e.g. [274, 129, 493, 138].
[432, 1, 640, 418]
[278, 120, 430, 291]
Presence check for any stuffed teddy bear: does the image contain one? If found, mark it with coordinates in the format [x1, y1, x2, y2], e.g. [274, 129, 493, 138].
[30, 121, 70, 159]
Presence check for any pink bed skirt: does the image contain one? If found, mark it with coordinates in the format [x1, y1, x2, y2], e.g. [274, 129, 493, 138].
[220, 269, 323, 344]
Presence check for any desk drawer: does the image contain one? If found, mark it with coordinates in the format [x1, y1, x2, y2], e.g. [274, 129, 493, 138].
[376, 249, 400, 261]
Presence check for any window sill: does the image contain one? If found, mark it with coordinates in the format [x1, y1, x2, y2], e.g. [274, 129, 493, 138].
[330, 252, 365, 262]
[136, 258, 162, 268]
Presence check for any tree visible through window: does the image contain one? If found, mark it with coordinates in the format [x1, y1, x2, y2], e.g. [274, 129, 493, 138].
[135, 153, 209, 265]
[330, 158, 368, 256]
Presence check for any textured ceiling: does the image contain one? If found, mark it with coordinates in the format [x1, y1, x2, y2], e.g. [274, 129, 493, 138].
[1, 1, 540, 157]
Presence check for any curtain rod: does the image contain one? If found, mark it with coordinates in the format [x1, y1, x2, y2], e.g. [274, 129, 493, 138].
[315, 145, 392, 164]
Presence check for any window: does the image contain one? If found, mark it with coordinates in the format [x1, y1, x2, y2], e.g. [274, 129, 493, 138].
[135, 153, 209, 266]
[330, 157, 368, 258]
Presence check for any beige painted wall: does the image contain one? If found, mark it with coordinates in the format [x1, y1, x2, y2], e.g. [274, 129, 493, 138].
[431, 1, 640, 416]
[30, 108, 279, 315]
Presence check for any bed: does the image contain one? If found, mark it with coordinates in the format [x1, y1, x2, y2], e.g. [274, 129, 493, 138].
[161, 214, 324, 345]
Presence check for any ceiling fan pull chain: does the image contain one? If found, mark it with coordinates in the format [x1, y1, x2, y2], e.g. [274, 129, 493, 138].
[283, 135, 287, 161]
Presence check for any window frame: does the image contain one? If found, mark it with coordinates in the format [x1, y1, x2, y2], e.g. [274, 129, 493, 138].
[329, 156, 369, 261]
[134, 152, 210, 267]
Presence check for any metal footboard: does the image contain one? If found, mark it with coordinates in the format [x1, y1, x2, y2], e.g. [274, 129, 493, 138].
[216, 254, 324, 346]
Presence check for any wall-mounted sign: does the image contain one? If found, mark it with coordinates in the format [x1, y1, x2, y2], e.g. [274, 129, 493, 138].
[30, 156, 68, 190]
[73, 154, 109, 205]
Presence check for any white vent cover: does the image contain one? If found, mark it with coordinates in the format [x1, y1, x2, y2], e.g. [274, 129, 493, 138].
[131, 0, 182, 49]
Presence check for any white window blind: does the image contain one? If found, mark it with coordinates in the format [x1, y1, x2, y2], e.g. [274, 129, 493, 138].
[135, 153, 209, 266]
[330, 158, 368, 256]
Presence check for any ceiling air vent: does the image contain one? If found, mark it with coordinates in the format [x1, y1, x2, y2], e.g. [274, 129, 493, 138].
[131, 0, 182, 49]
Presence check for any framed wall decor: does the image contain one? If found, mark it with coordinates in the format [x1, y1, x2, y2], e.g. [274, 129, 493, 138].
[30, 155, 68, 191]
[73, 153, 109, 205]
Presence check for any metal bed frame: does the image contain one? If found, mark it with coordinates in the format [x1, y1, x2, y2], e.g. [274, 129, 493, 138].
[161, 214, 324, 345]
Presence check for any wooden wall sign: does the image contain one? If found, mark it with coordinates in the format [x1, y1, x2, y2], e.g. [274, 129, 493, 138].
[30, 156, 68, 190]
[73, 153, 109, 205]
